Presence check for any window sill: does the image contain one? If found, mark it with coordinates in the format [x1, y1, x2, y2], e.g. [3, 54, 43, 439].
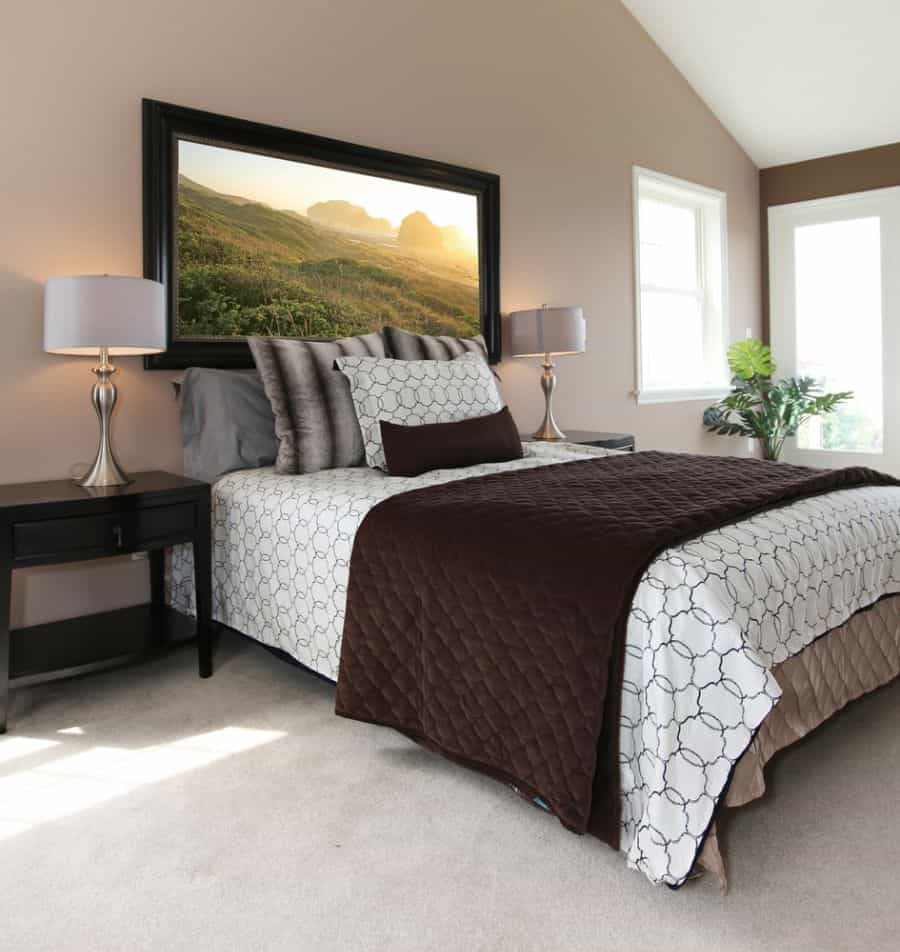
[635, 386, 729, 405]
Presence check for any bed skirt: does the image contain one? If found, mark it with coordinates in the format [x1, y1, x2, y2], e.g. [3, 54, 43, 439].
[698, 594, 900, 888]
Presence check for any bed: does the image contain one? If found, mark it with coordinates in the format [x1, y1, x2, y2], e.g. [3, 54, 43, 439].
[167, 441, 900, 888]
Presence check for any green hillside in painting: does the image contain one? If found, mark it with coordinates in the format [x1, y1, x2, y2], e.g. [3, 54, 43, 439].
[176, 176, 480, 340]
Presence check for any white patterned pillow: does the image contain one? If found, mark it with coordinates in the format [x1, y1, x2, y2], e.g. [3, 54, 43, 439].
[335, 353, 505, 470]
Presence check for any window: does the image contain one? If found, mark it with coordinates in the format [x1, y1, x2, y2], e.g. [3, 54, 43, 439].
[633, 167, 729, 403]
[769, 187, 898, 471]
[793, 217, 883, 454]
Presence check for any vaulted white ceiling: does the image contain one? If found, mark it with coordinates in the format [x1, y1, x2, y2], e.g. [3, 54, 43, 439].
[622, 0, 900, 168]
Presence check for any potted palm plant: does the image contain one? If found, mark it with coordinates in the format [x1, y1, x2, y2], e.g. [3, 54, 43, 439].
[703, 339, 853, 461]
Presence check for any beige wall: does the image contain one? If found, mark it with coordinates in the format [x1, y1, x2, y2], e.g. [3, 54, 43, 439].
[1, 0, 760, 625]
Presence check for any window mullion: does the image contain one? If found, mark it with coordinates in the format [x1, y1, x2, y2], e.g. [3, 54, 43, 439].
[695, 207, 706, 292]
[640, 284, 703, 300]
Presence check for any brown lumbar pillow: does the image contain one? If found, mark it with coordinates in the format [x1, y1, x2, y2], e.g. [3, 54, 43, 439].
[379, 405, 523, 477]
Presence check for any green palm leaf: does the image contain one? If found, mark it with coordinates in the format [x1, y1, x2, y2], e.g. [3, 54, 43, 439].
[727, 339, 776, 380]
[703, 339, 853, 460]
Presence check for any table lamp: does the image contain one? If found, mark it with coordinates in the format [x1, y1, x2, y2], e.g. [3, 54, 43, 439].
[509, 305, 586, 441]
[44, 275, 166, 487]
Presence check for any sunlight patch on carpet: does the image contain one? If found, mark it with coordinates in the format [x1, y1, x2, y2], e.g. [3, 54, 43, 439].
[0, 736, 61, 765]
[0, 727, 285, 840]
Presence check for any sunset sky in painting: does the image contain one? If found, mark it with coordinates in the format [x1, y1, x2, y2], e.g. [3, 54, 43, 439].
[179, 139, 479, 247]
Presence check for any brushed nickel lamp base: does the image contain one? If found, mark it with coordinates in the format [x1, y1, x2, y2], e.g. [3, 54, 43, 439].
[532, 355, 567, 442]
[508, 304, 586, 444]
[43, 276, 167, 488]
[80, 346, 131, 488]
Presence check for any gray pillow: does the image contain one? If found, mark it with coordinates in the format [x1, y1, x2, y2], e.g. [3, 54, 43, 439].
[383, 326, 488, 362]
[177, 368, 277, 484]
[248, 333, 386, 474]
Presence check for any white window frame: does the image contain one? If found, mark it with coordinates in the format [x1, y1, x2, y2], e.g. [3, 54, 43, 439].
[632, 166, 730, 404]
[769, 187, 898, 471]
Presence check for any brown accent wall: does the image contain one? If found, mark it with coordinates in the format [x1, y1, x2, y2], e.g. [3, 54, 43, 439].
[760, 142, 900, 335]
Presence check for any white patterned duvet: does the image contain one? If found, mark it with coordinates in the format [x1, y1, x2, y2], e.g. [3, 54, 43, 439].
[168, 445, 900, 886]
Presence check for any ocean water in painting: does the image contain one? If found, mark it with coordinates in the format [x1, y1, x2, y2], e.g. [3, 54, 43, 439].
[175, 140, 480, 341]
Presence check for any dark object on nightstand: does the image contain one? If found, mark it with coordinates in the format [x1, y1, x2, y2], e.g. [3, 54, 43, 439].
[0, 471, 212, 733]
[520, 431, 635, 451]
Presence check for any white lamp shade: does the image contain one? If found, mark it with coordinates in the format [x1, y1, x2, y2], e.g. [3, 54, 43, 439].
[509, 306, 586, 357]
[44, 275, 166, 356]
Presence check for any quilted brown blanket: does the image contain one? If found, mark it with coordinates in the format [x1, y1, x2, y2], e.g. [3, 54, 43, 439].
[335, 451, 897, 847]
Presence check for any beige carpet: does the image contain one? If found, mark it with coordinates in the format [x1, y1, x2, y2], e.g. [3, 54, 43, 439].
[2, 629, 898, 952]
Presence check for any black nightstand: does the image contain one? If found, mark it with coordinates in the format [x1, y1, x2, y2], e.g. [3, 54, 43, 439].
[520, 431, 635, 451]
[0, 471, 212, 733]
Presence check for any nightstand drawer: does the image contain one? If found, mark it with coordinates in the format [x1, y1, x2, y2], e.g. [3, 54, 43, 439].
[12, 502, 196, 561]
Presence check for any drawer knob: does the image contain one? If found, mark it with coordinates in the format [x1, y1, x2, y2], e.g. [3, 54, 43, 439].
[113, 524, 123, 548]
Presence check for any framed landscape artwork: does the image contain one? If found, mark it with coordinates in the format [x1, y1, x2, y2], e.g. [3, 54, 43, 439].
[142, 99, 500, 368]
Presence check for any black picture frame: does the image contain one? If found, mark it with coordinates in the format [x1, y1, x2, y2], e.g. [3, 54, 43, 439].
[142, 99, 500, 369]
